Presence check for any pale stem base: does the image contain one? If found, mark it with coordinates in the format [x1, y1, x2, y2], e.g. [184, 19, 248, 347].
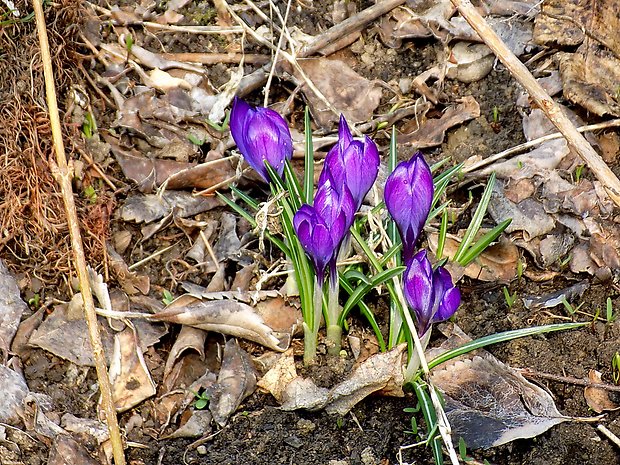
[326, 278, 342, 355]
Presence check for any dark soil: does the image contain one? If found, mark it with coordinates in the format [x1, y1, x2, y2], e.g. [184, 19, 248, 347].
[2, 1, 620, 465]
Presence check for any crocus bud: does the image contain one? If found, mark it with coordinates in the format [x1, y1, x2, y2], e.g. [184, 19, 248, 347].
[230, 97, 293, 182]
[293, 178, 355, 280]
[403, 250, 461, 336]
[319, 115, 380, 209]
[384, 152, 433, 263]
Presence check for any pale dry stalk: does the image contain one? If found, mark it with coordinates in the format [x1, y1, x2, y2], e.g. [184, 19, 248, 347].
[450, 0, 620, 207]
[32, 1, 126, 464]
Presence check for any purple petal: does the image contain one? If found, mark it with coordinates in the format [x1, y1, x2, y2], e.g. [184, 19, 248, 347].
[230, 97, 253, 164]
[338, 114, 353, 148]
[434, 286, 461, 323]
[403, 251, 434, 334]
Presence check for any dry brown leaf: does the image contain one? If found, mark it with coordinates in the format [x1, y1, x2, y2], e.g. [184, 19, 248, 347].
[0, 364, 29, 425]
[163, 326, 207, 382]
[397, 96, 480, 147]
[0, 260, 28, 360]
[296, 58, 382, 128]
[428, 325, 569, 449]
[209, 339, 257, 426]
[165, 410, 212, 439]
[584, 370, 620, 413]
[120, 191, 221, 224]
[108, 325, 156, 412]
[48, 435, 100, 465]
[533, 0, 590, 46]
[110, 136, 236, 192]
[557, 50, 620, 117]
[152, 295, 291, 351]
[257, 349, 297, 403]
[428, 233, 518, 282]
[107, 243, 150, 295]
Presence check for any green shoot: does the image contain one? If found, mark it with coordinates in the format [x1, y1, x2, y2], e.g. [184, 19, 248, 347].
[606, 297, 616, 323]
[28, 293, 41, 309]
[503, 286, 517, 308]
[612, 352, 620, 385]
[162, 289, 174, 306]
[561, 297, 584, 316]
[82, 112, 96, 139]
[188, 133, 205, 145]
[574, 165, 585, 183]
[124, 34, 134, 53]
[516, 257, 524, 281]
[458, 437, 473, 462]
[491, 106, 500, 124]
[83, 185, 97, 204]
[303, 106, 314, 205]
[191, 390, 210, 410]
[205, 109, 230, 132]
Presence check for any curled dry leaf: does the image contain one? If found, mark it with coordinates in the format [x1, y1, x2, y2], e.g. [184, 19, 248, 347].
[210, 339, 257, 426]
[397, 96, 480, 148]
[151, 295, 291, 351]
[584, 370, 620, 413]
[0, 364, 29, 425]
[257, 349, 297, 403]
[163, 325, 207, 381]
[522, 280, 589, 311]
[279, 345, 406, 415]
[107, 243, 150, 295]
[427, 325, 569, 449]
[108, 325, 156, 412]
[48, 435, 100, 465]
[0, 259, 27, 360]
[165, 410, 212, 439]
[295, 58, 382, 128]
[121, 191, 222, 224]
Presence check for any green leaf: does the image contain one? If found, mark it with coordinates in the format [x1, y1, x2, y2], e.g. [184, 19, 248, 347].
[452, 172, 496, 264]
[341, 267, 405, 318]
[426, 322, 587, 372]
[303, 106, 314, 205]
[230, 186, 260, 211]
[458, 218, 512, 266]
[436, 209, 448, 260]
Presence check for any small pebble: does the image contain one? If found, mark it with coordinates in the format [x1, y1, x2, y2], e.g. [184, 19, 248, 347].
[196, 445, 207, 455]
[296, 418, 316, 434]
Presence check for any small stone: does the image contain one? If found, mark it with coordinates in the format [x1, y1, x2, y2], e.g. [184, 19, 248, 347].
[361, 446, 378, 465]
[296, 418, 316, 434]
[284, 435, 304, 449]
[196, 445, 207, 455]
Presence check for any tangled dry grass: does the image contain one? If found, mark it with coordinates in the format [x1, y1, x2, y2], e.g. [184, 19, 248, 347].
[0, 0, 108, 290]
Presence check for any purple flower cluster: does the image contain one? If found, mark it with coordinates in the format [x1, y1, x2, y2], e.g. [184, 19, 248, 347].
[229, 97, 460, 337]
[294, 115, 380, 281]
[385, 152, 460, 336]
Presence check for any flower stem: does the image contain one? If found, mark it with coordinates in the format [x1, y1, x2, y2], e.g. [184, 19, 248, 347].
[326, 275, 342, 355]
[304, 276, 324, 365]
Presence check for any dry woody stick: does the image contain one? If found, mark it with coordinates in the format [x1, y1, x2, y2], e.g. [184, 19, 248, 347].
[32, 1, 126, 464]
[450, 0, 620, 208]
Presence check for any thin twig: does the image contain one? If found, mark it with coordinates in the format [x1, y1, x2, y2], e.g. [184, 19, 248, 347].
[128, 244, 176, 271]
[598, 425, 620, 449]
[463, 118, 620, 175]
[32, 1, 126, 464]
[518, 368, 620, 392]
[450, 0, 620, 207]
[237, 0, 407, 96]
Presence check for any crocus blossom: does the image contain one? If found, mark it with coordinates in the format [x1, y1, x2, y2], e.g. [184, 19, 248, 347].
[229, 97, 293, 182]
[293, 177, 356, 280]
[403, 250, 460, 336]
[319, 115, 380, 209]
[384, 152, 433, 263]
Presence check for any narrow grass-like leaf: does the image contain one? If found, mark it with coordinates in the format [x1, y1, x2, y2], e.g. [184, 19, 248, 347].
[303, 107, 314, 205]
[458, 218, 512, 266]
[413, 381, 443, 464]
[379, 242, 402, 267]
[283, 160, 303, 210]
[339, 276, 386, 351]
[216, 192, 290, 255]
[342, 269, 372, 285]
[426, 322, 587, 372]
[230, 186, 259, 211]
[341, 267, 405, 318]
[436, 209, 448, 260]
[452, 172, 496, 263]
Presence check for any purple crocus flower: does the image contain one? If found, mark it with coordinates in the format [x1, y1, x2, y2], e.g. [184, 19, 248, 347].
[384, 152, 434, 263]
[403, 250, 461, 336]
[293, 177, 356, 280]
[319, 115, 380, 209]
[230, 97, 293, 182]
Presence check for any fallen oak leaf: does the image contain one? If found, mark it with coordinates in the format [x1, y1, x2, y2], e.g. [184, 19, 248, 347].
[584, 370, 620, 414]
